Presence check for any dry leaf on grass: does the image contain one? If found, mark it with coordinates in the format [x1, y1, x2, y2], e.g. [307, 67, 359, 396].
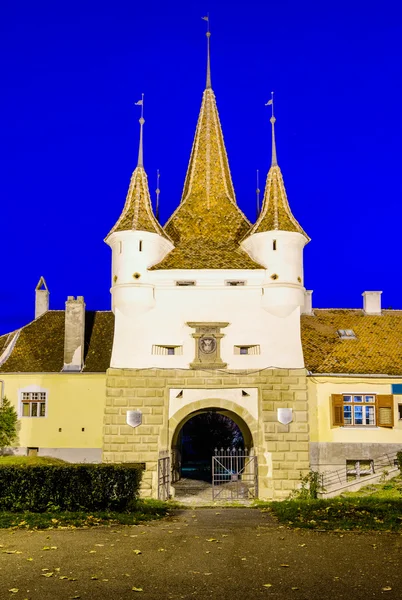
[382, 587, 392, 592]
[41, 572, 54, 578]
[132, 587, 143, 592]
[263, 584, 272, 588]
[133, 549, 142, 555]
[8, 589, 19, 594]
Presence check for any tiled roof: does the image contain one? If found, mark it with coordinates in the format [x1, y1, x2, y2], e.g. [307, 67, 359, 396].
[106, 166, 170, 242]
[0, 311, 114, 373]
[246, 165, 309, 239]
[301, 309, 402, 375]
[152, 88, 262, 270]
[2, 309, 402, 375]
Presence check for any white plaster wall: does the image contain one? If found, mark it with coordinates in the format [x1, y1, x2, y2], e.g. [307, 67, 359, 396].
[110, 268, 305, 369]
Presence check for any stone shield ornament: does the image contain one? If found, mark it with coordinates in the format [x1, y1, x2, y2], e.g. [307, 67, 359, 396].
[277, 408, 293, 425]
[126, 410, 142, 428]
[199, 336, 217, 355]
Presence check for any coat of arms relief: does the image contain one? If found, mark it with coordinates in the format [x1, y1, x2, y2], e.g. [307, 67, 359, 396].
[187, 322, 228, 369]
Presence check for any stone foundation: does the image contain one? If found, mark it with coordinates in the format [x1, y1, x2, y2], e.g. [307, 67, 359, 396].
[103, 367, 310, 500]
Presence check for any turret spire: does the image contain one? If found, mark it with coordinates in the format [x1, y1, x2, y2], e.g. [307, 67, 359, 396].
[105, 95, 171, 242]
[243, 95, 309, 241]
[155, 169, 160, 221]
[135, 94, 145, 167]
[202, 15, 211, 89]
[266, 92, 277, 167]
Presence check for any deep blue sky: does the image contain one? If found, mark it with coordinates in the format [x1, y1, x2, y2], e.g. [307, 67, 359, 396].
[1, 1, 402, 334]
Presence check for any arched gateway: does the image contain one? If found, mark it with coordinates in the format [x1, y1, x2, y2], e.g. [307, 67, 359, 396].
[167, 401, 258, 501]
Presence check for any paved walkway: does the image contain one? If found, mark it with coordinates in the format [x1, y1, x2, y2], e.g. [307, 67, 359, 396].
[1, 509, 401, 599]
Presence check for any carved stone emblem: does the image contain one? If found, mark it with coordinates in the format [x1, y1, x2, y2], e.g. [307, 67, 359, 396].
[277, 408, 293, 425]
[126, 410, 142, 428]
[187, 322, 229, 369]
[199, 336, 217, 355]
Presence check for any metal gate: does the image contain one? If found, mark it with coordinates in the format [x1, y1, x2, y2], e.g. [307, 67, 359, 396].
[212, 448, 258, 500]
[158, 453, 170, 500]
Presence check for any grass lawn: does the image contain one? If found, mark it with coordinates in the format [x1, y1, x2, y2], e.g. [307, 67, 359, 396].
[0, 455, 67, 466]
[259, 475, 402, 532]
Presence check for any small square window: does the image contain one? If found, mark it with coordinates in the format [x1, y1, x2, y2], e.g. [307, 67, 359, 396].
[353, 395, 363, 403]
[398, 404, 402, 420]
[167, 347, 175, 356]
[240, 347, 248, 355]
[364, 395, 375, 403]
[343, 395, 352, 403]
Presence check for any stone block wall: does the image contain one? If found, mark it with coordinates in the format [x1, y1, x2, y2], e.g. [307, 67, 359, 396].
[103, 367, 310, 499]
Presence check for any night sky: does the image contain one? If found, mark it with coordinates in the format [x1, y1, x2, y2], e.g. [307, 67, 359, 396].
[1, 1, 402, 335]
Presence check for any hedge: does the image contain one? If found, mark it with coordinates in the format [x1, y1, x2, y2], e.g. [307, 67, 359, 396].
[0, 464, 144, 512]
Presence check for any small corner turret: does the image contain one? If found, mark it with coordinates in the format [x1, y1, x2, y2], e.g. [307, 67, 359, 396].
[241, 94, 309, 317]
[105, 95, 174, 312]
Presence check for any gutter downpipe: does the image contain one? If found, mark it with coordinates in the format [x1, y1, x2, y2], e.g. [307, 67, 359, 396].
[0, 380, 4, 406]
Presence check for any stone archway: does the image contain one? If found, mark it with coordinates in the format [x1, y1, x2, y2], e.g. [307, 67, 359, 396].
[169, 399, 259, 501]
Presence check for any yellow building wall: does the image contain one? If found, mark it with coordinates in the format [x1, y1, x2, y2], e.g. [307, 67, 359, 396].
[308, 376, 402, 443]
[1, 373, 105, 452]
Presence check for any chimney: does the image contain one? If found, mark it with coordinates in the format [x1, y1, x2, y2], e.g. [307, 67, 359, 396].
[362, 291, 382, 315]
[35, 277, 49, 319]
[302, 290, 313, 315]
[63, 296, 85, 371]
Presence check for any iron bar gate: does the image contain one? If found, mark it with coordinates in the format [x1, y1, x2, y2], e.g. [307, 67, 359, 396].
[158, 452, 170, 500]
[212, 448, 258, 500]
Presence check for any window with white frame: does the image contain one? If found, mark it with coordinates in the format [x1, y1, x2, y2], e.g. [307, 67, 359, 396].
[343, 394, 375, 425]
[21, 392, 47, 417]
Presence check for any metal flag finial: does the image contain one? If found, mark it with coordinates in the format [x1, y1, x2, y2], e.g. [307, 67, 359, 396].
[202, 14, 211, 89]
[135, 93, 145, 167]
[265, 91, 277, 167]
[256, 169, 260, 218]
[155, 169, 160, 221]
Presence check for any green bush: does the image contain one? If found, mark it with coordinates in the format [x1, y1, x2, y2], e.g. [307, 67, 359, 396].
[0, 463, 144, 512]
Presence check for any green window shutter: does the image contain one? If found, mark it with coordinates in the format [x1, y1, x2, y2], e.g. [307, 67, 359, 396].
[332, 394, 344, 426]
[376, 395, 394, 428]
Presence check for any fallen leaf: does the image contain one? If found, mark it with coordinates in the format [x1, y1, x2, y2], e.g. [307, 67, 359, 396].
[133, 549, 142, 555]
[59, 576, 68, 580]
[42, 546, 51, 550]
[298, 544, 306, 547]
[27, 558, 33, 561]
[132, 587, 143, 592]
[91, 576, 99, 580]
[241, 558, 247, 561]
[42, 568, 50, 571]
[102, 579, 109, 582]
[158, 548, 166, 552]
[68, 577, 77, 581]
[9, 589, 19, 594]
[3, 550, 17, 554]
[41, 572, 54, 578]
[95, 544, 104, 547]
[50, 546, 57, 550]
[382, 587, 392, 592]
[291, 587, 299, 590]
[89, 550, 96, 554]
[204, 573, 212, 576]
[206, 538, 217, 542]
[263, 583, 272, 588]
[280, 564, 290, 567]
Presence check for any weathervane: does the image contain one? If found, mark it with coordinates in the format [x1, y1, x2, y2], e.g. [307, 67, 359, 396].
[135, 93, 145, 167]
[201, 14, 211, 89]
[265, 91, 277, 167]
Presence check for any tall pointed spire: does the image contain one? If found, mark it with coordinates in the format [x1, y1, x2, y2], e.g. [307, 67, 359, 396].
[105, 97, 171, 242]
[151, 24, 261, 270]
[244, 96, 309, 240]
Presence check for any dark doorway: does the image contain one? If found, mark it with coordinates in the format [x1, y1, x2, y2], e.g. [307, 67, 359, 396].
[177, 411, 244, 483]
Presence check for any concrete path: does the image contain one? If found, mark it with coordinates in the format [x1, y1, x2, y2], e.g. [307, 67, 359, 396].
[1, 509, 401, 599]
